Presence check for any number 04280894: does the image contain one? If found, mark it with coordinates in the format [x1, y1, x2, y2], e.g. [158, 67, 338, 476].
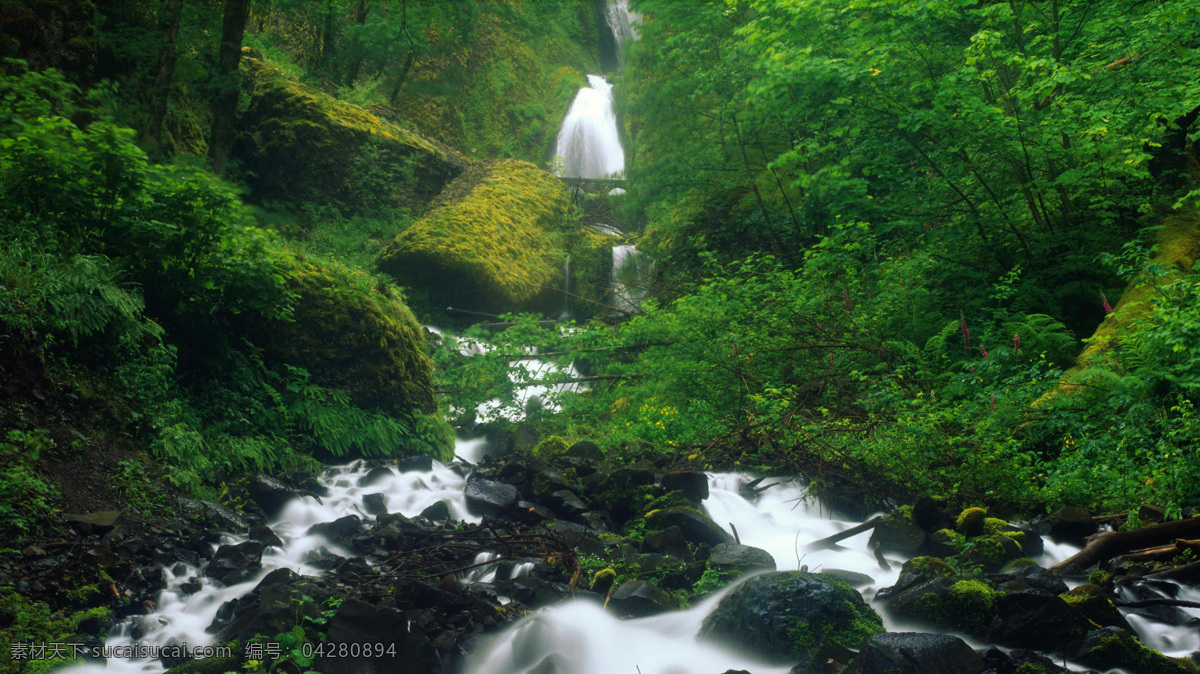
[302, 642, 398, 658]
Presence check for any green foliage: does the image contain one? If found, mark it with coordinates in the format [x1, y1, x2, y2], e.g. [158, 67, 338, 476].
[0, 430, 59, 536]
[0, 590, 112, 673]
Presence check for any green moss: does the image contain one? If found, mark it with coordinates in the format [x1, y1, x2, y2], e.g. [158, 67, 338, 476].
[266, 254, 436, 416]
[532, 435, 571, 459]
[238, 50, 463, 216]
[1085, 630, 1200, 674]
[895, 504, 915, 521]
[899, 556, 957, 583]
[0, 593, 113, 672]
[1013, 664, 1048, 674]
[591, 568, 617, 593]
[1088, 568, 1113, 586]
[949, 579, 997, 627]
[378, 159, 570, 308]
[956, 507, 988, 536]
[983, 517, 1009, 535]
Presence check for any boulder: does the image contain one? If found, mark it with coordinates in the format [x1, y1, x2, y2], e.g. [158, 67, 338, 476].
[707, 543, 776, 574]
[1072, 626, 1195, 674]
[642, 526, 692, 559]
[868, 508, 926, 555]
[236, 51, 463, 217]
[847, 633, 984, 674]
[985, 589, 1095, 651]
[205, 541, 263, 586]
[661, 472, 709, 503]
[645, 507, 732, 547]
[396, 454, 435, 473]
[248, 524, 283, 548]
[178, 498, 249, 532]
[319, 598, 438, 674]
[245, 475, 299, 519]
[565, 440, 604, 463]
[879, 577, 996, 637]
[698, 571, 884, 667]
[1034, 506, 1098, 546]
[419, 500, 452, 521]
[357, 466, 394, 487]
[607, 580, 679, 618]
[307, 515, 363, 544]
[362, 493, 387, 516]
[378, 159, 570, 311]
[465, 477, 520, 517]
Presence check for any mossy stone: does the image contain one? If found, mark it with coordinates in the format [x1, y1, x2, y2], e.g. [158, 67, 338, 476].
[956, 507, 988, 536]
[378, 159, 571, 310]
[1060, 583, 1132, 631]
[532, 435, 570, 459]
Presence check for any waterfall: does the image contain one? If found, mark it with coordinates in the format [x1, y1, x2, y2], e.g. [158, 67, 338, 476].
[554, 75, 625, 180]
[604, 0, 640, 67]
[612, 244, 649, 314]
[561, 254, 572, 320]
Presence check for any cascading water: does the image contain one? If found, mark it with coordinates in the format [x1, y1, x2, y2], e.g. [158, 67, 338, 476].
[604, 0, 640, 67]
[612, 243, 650, 314]
[554, 75, 625, 180]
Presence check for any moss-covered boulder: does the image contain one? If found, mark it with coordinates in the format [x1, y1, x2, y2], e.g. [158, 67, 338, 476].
[1060, 583, 1133, 631]
[880, 576, 999, 637]
[263, 255, 436, 416]
[698, 571, 884, 667]
[1072, 627, 1199, 674]
[378, 159, 571, 311]
[236, 50, 464, 216]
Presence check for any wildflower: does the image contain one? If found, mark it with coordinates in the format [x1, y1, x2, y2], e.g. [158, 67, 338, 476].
[980, 343, 989, 360]
[960, 312, 970, 348]
[990, 392, 996, 411]
[843, 289, 854, 313]
[1101, 292, 1113, 315]
[1013, 334, 1021, 353]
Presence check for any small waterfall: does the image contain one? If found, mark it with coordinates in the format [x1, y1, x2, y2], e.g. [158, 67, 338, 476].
[554, 75, 625, 180]
[612, 244, 649, 314]
[604, 0, 640, 67]
[561, 254, 572, 320]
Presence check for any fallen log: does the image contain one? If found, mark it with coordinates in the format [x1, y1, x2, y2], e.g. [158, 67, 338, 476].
[807, 516, 882, 550]
[1112, 538, 1200, 565]
[1146, 559, 1200, 583]
[1050, 517, 1200, 574]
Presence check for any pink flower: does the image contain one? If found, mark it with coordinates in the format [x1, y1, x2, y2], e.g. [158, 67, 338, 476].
[980, 343, 989, 360]
[1101, 292, 1114, 316]
[1013, 334, 1021, 353]
[961, 313, 970, 348]
[990, 392, 996, 411]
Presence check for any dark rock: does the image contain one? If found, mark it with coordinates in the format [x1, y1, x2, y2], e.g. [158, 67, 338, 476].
[821, 569, 875, 588]
[607, 580, 679, 617]
[465, 477, 520, 517]
[249, 524, 283, 548]
[986, 589, 1095, 651]
[661, 472, 709, 502]
[396, 453, 435, 472]
[642, 526, 692, 559]
[912, 496, 949, 533]
[514, 500, 556, 523]
[1033, 506, 1097, 546]
[419, 500, 452, 521]
[847, 632, 984, 674]
[357, 466, 394, 487]
[513, 423, 540, 453]
[698, 571, 884, 667]
[530, 470, 576, 499]
[546, 490, 588, 518]
[180, 578, 202, 595]
[362, 493, 387, 516]
[544, 520, 606, 557]
[65, 511, 123, 536]
[979, 647, 1067, 674]
[497, 577, 575, 610]
[565, 440, 604, 462]
[1060, 583, 1134, 631]
[708, 543, 776, 573]
[307, 515, 363, 543]
[997, 564, 1068, 595]
[1072, 626, 1193, 674]
[880, 576, 995, 636]
[319, 598, 437, 674]
[645, 507, 732, 547]
[869, 509, 927, 555]
[211, 569, 329, 641]
[246, 475, 300, 519]
[178, 498, 249, 532]
[206, 541, 263, 586]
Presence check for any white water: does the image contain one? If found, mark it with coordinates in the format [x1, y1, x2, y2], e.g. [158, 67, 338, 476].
[605, 0, 640, 67]
[612, 243, 649, 313]
[555, 75, 625, 180]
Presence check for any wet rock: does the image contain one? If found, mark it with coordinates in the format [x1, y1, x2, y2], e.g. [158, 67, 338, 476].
[211, 569, 331, 641]
[530, 470, 576, 499]
[985, 589, 1094, 651]
[565, 440, 604, 462]
[1059, 583, 1133, 631]
[698, 571, 884, 667]
[307, 515, 364, 543]
[880, 576, 996, 637]
[396, 453, 435, 472]
[645, 507, 732, 547]
[820, 569, 875, 588]
[357, 466, 393, 487]
[249, 524, 283, 548]
[847, 632, 984, 674]
[868, 508, 926, 555]
[319, 598, 437, 674]
[178, 498, 249, 532]
[131, 615, 160, 640]
[1072, 626, 1193, 674]
[180, 578, 202, 595]
[546, 490, 588, 518]
[607, 580, 679, 617]
[514, 423, 540, 453]
[498, 577, 576, 610]
[206, 541, 263, 586]
[544, 520, 606, 557]
[996, 563, 1068, 595]
[528, 654, 571, 674]
[246, 475, 301, 519]
[642, 526, 692, 559]
[362, 493, 387, 516]
[65, 511, 123, 536]
[707, 543, 776, 574]
[979, 647, 1067, 674]
[419, 500, 452, 521]
[661, 472, 709, 503]
[1033, 506, 1097, 546]
[465, 477, 520, 517]
[514, 500, 556, 523]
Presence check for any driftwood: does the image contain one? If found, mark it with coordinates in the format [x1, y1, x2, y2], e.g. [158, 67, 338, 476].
[1050, 517, 1200, 574]
[1146, 559, 1200, 583]
[871, 540, 892, 572]
[1112, 538, 1200, 565]
[1117, 597, 1200, 610]
[807, 516, 882, 550]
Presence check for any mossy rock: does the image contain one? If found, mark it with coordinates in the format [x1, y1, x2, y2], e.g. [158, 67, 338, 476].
[956, 507, 988, 536]
[378, 159, 571, 310]
[896, 556, 957, 587]
[1073, 627, 1199, 674]
[1060, 583, 1133, 631]
[235, 50, 465, 216]
[697, 571, 884, 667]
[881, 576, 998, 636]
[532, 435, 570, 459]
[262, 255, 436, 416]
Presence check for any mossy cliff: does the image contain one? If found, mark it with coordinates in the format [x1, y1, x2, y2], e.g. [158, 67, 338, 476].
[378, 159, 571, 311]
[235, 49, 465, 216]
[262, 255, 436, 416]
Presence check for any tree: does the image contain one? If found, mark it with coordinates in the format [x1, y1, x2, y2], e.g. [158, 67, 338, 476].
[209, 0, 250, 173]
[143, 0, 183, 156]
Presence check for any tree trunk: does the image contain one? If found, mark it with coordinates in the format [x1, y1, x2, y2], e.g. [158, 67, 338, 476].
[143, 0, 183, 156]
[319, 0, 336, 73]
[209, 0, 251, 174]
[342, 0, 369, 86]
[1050, 516, 1200, 574]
